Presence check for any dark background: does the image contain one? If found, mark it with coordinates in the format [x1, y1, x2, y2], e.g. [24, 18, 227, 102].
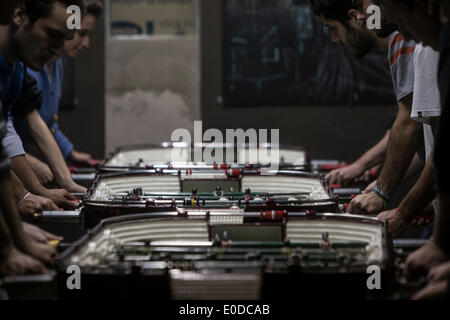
[59, 0, 396, 162]
[223, 0, 395, 106]
[202, 0, 395, 161]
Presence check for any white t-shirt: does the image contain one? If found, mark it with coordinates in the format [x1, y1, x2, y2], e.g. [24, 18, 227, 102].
[411, 44, 441, 126]
[411, 43, 441, 212]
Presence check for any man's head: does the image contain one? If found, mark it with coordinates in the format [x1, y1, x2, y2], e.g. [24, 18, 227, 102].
[0, 1, 24, 25]
[10, 0, 84, 71]
[374, 0, 441, 49]
[310, 0, 376, 57]
[353, 0, 398, 38]
[64, 0, 102, 59]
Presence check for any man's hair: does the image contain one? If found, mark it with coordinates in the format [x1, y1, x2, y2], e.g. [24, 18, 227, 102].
[84, 0, 103, 19]
[310, 0, 356, 26]
[374, 0, 440, 16]
[23, 0, 85, 25]
[374, 0, 435, 9]
[0, 0, 24, 25]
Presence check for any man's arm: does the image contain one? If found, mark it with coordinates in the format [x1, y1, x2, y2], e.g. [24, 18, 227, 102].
[26, 153, 53, 185]
[11, 155, 78, 210]
[377, 95, 422, 195]
[26, 110, 85, 193]
[0, 171, 56, 265]
[434, 193, 450, 256]
[347, 95, 422, 214]
[326, 130, 389, 185]
[9, 170, 59, 216]
[0, 207, 47, 276]
[377, 150, 436, 236]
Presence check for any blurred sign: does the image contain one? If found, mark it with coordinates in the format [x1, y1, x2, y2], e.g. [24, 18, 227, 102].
[110, 0, 196, 36]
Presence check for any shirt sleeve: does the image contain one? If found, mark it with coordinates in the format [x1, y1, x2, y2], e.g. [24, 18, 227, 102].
[52, 127, 74, 160]
[411, 44, 442, 124]
[389, 33, 415, 102]
[2, 116, 25, 159]
[0, 103, 11, 174]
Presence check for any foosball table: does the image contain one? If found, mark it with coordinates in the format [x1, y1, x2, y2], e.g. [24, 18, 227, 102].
[99, 143, 311, 172]
[11, 142, 429, 300]
[56, 211, 391, 300]
[81, 169, 340, 227]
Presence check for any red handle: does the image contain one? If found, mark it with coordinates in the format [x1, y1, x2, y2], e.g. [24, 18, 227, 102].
[320, 164, 348, 171]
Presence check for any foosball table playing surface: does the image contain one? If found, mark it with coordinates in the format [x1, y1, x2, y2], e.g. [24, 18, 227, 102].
[56, 211, 391, 300]
[7, 143, 431, 300]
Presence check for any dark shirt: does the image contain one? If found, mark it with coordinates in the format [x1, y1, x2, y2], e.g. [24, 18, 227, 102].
[0, 99, 11, 174]
[435, 23, 450, 194]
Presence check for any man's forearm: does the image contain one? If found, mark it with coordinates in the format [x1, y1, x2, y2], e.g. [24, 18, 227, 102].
[434, 193, 450, 256]
[403, 153, 424, 181]
[27, 111, 72, 188]
[10, 171, 29, 204]
[399, 151, 437, 221]
[0, 204, 14, 261]
[11, 155, 49, 197]
[355, 130, 390, 170]
[0, 173, 29, 252]
[377, 97, 422, 196]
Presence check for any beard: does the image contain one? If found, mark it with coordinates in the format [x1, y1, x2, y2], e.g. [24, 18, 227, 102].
[375, 20, 398, 38]
[345, 25, 375, 57]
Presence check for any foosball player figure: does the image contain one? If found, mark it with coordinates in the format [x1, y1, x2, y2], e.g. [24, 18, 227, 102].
[321, 232, 332, 251]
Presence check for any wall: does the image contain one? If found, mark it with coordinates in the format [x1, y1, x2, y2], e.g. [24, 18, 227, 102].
[105, 36, 200, 153]
[201, 0, 395, 162]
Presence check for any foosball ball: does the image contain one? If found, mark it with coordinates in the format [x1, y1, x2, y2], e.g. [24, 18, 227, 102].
[56, 211, 391, 300]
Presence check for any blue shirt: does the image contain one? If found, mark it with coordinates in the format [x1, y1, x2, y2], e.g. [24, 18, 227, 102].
[0, 51, 25, 159]
[15, 58, 74, 159]
[0, 52, 24, 114]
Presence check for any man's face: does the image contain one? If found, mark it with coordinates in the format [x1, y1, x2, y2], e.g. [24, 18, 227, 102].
[353, 0, 373, 22]
[380, 1, 440, 49]
[11, 2, 75, 71]
[321, 14, 374, 57]
[64, 14, 97, 59]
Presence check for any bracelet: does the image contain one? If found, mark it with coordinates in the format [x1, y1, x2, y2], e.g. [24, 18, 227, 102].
[17, 192, 31, 207]
[373, 186, 390, 210]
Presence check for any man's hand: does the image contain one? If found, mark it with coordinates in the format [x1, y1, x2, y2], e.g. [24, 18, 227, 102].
[363, 180, 377, 194]
[23, 222, 63, 244]
[0, 246, 48, 276]
[406, 241, 449, 279]
[26, 154, 53, 185]
[412, 281, 448, 300]
[325, 162, 365, 186]
[18, 193, 59, 217]
[23, 240, 57, 266]
[69, 150, 99, 167]
[61, 181, 87, 194]
[412, 261, 450, 300]
[428, 261, 450, 282]
[346, 191, 384, 215]
[377, 209, 408, 237]
[44, 189, 79, 210]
